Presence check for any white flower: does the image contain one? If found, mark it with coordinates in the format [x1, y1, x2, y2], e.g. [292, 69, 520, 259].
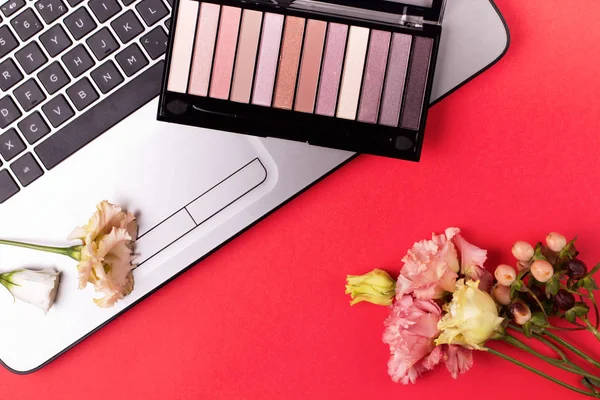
[0, 268, 60, 313]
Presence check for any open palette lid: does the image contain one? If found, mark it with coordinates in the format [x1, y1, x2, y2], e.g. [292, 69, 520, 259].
[290, 0, 446, 25]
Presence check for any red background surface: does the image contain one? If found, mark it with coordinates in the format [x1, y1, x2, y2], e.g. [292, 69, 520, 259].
[2, 0, 600, 398]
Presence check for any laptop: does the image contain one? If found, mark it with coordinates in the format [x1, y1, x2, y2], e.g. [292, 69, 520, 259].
[0, 0, 508, 372]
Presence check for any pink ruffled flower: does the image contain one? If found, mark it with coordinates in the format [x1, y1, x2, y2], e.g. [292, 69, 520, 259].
[396, 228, 460, 300]
[383, 295, 474, 384]
[454, 233, 494, 292]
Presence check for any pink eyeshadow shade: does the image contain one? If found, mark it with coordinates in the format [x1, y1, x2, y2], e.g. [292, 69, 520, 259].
[252, 13, 284, 107]
[230, 10, 263, 103]
[294, 19, 326, 114]
[379, 33, 412, 127]
[188, 3, 221, 96]
[315, 23, 348, 117]
[166, 0, 199, 93]
[209, 6, 242, 100]
[273, 16, 306, 110]
[357, 30, 391, 124]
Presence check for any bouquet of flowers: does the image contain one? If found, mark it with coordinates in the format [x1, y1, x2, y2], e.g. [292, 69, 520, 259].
[345, 228, 600, 397]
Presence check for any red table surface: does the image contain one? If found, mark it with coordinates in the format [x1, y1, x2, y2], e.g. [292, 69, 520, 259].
[3, 0, 600, 398]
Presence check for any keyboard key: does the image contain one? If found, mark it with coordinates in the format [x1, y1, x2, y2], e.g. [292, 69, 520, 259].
[65, 0, 83, 6]
[11, 153, 43, 186]
[90, 60, 123, 93]
[35, 0, 67, 24]
[13, 79, 46, 111]
[37, 61, 70, 94]
[111, 11, 143, 44]
[0, 58, 22, 91]
[66, 77, 98, 110]
[0, 128, 26, 161]
[86, 28, 119, 60]
[136, 0, 168, 26]
[89, 0, 121, 23]
[64, 7, 96, 40]
[0, 96, 21, 128]
[120, 0, 136, 6]
[42, 95, 74, 127]
[141, 26, 167, 59]
[15, 42, 48, 74]
[0, 26, 18, 58]
[62, 44, 94, 77]
[36, 61, 164, 169]
[39, 25, 72, 57]
[11, 9, 43, 41]
[115, 43, 148, 76]
[1, 0, 25, 18]
[17, 111, 50, 143]
[164, 17, 170, 31]
[0, 169, 19, 202]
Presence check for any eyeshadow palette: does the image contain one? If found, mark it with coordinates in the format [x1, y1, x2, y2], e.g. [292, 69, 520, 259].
[158, 0, 445, 160]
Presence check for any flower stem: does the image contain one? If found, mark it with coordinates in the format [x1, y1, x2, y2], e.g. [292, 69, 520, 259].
[543, 330, 600, 369]
[0, 239, 81, 260]
[503, 335, 600, 381]
[583, 318, 600, 341]
[486, 347, 600, 398]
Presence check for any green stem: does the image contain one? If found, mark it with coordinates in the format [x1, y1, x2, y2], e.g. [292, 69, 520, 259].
[0, 239, 80, 260]
[503, 335, 600, 381]
[583, 318, 600, 341]
[544, 331, 600, 369]
[589, 292, 599, 330]
[486, 347, 600, 397]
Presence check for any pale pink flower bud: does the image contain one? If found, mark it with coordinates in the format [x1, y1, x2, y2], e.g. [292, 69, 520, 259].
[494, 264, 516, 286]
[546, 232, 567, 252]
[531, 260, 554, 283]
[491, 284, 511, 306]
[512, 241, 534, 262]
[510, 302, 532, 325]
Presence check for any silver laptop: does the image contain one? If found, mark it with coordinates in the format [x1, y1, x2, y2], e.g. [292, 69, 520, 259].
[0, 0, 508, 372]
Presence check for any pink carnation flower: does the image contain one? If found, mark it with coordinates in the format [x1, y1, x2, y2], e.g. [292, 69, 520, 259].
[396, 228, 460, 300]
[454, 233, 494, 292]
[383, 295, 474, 384]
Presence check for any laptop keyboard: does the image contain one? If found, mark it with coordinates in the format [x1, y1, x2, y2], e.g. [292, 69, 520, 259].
[0, 0, 171, 203]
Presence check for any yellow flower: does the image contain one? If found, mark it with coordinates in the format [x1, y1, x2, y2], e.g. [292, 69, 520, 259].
[436, 279, 504, 350]
[345, 269, 396, 306]
[68, 201, 138, 308]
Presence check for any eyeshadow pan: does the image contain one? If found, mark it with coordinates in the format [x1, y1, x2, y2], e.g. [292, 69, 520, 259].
[209, 6, 242, 100]
[188, 3, 221, 96]
[379, 33, 412, 127]
[400, 36, 433, 130]
[166, 0, 199, 93]
[294, 19, 326, 114]
[315, 23, 348, 117]
[336, 26, 369, 120]
[252, 13, 285, 107]
[357, 30, 391, 124]
[273, 16, 305, 110]
[230, 9, 262, 103]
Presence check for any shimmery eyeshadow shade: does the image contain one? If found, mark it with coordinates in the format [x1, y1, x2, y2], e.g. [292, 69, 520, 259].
[315, 23, 348, 117]
[273, 16, 305, 110]
[401, 36, 433, 130]
[252, 13, 284, 107]
[230, 10, 262, 103]
[379, 33, 412, 127]
[188, 3, 221, 96]
[167, 0, 199, 93]
[336, 26, 369, 120]
[294, 19, 326, 113]
[209, 6, 242, 100]
[357, 30, 391, 124]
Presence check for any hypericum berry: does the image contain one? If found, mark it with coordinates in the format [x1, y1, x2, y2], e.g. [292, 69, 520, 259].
[494, 264, 517, 286]
[554, 290, 575, 310]
[566, 259, 587, 280]
[491, 284, 511, 305]
[510, 301, 532, 325]
[517, 261, 531, 271]
[546, 232, 567, 252]
[512, 241, 534, 262]
[531, 260, 554, 283]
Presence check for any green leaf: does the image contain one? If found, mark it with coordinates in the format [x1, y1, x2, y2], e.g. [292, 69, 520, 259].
[577, 276, 599, 291]
[565, 309, 576, 323]
[558, 237, 578, 260]
[545, 276, 560, 297]
[523, 321, 534, 338]
[533, 242, 548, 261]
[572, 302, 590, 317]
[530, 312, 549, 328]
[586, 263, 600, 278]
[510, 280, 524, 299]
